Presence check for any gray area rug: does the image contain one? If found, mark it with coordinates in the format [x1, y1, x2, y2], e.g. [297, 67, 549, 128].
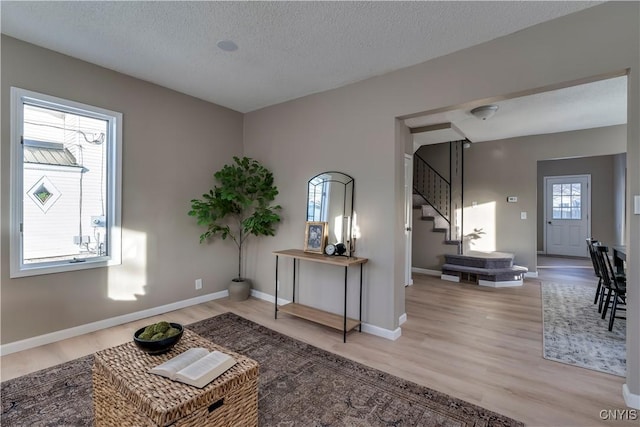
[2, 312, 524, 426]
[541, 282, 626, 376]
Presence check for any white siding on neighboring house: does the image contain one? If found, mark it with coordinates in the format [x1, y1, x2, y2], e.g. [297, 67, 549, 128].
[23, 164, 83, 260]
[23, 105, 65, 141]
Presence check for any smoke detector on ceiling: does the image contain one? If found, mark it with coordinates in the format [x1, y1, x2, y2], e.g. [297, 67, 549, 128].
[470, 105, 499, 120]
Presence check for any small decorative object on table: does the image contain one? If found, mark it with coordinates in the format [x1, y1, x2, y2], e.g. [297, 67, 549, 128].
[324, 242, 347, 256]
[304, 221, 327, 254]
[149, 347, 236, 388]
[133, 321, 183, 354]
[324, 243, 337, 255]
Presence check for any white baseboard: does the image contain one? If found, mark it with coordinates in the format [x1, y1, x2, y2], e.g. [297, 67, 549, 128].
[441, 273, 460, 283]
[0, 291, 229, 356]
[250, 289, 291, 306]
[525, 271, 539, 278]
[252, 289, 401, 341]
[478, 279, 523, 288]
[361, 322, 401, 341]
[412, 267, 441, 276]
[623, 384, 640, 409]
[399, 313, 407, 325]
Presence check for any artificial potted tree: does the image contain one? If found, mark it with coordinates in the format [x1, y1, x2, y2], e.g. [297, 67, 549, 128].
[189, 156, 281, 301]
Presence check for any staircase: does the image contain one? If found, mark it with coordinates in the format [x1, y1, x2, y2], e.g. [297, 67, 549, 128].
[413, 197, 461, 247]
[412, 140, 529, 285]
[412, 141, 464, 252]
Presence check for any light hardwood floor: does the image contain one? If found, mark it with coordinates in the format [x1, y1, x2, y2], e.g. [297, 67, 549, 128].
[1, 265, 633, 427]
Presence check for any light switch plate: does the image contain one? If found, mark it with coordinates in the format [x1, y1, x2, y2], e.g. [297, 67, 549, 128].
[507, 196, 518, 203]
[635, 195, 640, 215]
[521, 212, 527, 220]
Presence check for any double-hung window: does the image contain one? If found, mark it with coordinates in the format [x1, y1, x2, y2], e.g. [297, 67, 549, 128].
[10, 87, 122, 277]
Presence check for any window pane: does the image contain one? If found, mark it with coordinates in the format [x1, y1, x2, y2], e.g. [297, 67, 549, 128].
[22, 104, 109, 264]
[571, 183, 581, 196]
[307, 177, 330, 222]
[550, 181, 584, 220]
[571, 197, 581, 209]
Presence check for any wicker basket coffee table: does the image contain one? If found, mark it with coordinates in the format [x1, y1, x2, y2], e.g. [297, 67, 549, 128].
[93, 329, 258, 426]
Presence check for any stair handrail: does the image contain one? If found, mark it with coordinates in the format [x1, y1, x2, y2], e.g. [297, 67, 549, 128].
[413, 153, 451, 228]
[414, 152, 450, 186]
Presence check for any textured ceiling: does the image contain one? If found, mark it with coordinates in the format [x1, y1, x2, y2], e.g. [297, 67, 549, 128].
[0, 1, 603, 113]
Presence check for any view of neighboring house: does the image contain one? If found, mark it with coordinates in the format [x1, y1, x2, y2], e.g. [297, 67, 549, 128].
[22, 105, 108, 263]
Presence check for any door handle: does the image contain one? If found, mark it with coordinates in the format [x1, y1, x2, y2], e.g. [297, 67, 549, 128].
[406, 227, 412, 231]
[547, 221, 552, 224]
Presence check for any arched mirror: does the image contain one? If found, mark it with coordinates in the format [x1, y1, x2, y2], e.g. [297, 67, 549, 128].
[307, 171, 354, 256]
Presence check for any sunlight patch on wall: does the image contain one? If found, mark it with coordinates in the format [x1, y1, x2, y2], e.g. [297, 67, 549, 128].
[333, 215, 343, 242]
[351, 211, 361, 239]
[351, 211, 361, 254]
[461, 201, 496, 252]
[108, 228, 147, 301]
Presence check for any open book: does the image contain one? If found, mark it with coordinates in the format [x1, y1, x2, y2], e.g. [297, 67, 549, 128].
[149, 347, 236, 388]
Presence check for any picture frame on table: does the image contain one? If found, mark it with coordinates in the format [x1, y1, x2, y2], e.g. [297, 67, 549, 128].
[304, 221, 328, 254]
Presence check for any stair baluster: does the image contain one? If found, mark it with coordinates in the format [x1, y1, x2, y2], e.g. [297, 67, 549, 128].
[414, 152, 451, 234]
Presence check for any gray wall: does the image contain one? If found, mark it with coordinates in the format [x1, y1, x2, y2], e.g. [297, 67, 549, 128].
[1, 36, 244, 344]
[411, 213, 458, 271]
[536, 154, 619, 252]
[242, 2, 639, 396]
[2, 2, 639, 400]
[463, 126, 625, 269]
[613, 153, 627, 246]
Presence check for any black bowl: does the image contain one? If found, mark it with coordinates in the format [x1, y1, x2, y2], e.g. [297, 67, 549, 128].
[133, 322, 183, 355]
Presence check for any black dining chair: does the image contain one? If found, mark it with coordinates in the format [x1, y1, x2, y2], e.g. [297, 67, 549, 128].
[594, 244, 626, 331]
[586, 238, 603, 308]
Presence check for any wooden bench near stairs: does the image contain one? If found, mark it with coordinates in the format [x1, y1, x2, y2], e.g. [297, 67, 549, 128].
[441, 251, 528, 287]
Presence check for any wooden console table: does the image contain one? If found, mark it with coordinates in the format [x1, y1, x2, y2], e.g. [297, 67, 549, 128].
[273, 249, 368, 342]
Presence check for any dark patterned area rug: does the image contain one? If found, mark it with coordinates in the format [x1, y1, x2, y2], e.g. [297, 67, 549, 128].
[2, 312, 524, 426]
[541, 282, 626, 376]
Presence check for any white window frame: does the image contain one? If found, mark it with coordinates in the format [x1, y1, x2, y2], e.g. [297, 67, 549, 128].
[10, 87, 122, 278]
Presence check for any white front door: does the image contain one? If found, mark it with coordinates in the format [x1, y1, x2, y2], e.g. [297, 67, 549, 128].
[404, 154, 413, 286]
[544, 175, 591, 257]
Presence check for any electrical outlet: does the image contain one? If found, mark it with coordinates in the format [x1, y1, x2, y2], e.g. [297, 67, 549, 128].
[195, 278, 202, 290]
